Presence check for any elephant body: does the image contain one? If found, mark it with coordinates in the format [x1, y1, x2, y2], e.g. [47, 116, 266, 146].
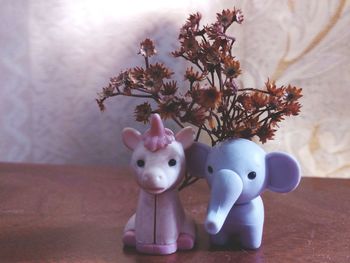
[187, 138, 301, 249]
[212, 196, 264, 248]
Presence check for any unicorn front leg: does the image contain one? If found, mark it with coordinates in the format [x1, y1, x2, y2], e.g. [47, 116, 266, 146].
[122, 213, 136, 247]
[177, 214, 196, 250]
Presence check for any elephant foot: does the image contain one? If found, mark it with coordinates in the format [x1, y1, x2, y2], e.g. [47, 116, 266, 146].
[122, 230, 136, 247]
[177, 233, 195, 250]
[210, 232, 229, 246]
[240, 238, 261, 250]
[239, 224, 263, 250]
[136, 242, 177, 255]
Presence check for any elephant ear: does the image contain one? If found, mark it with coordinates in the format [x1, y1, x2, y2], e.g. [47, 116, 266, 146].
[266, 152, 301, 193]
[186, 142, 211, 178]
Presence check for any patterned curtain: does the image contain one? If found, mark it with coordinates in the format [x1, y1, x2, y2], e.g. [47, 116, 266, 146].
[0, 0, 349, 177]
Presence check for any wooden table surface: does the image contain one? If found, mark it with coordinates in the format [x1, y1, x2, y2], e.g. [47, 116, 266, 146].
[0, 163, 349, 263]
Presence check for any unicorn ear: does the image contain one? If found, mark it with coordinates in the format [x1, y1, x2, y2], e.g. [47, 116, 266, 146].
[175, 126, 194, 150]
[122, 128, 142, 150]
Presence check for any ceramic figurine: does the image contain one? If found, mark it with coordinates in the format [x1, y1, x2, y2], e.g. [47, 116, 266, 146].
[187, 138, 301, 249]
[122, 114, 196, 255]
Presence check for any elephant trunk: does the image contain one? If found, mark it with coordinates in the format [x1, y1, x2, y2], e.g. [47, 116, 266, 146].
[205, 169, 243, 235]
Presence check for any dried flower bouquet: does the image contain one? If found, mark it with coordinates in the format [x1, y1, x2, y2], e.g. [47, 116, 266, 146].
[97, 7, 302, 189]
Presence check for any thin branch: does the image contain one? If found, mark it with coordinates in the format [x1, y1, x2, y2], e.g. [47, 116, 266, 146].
[102, 92, 155, 99]
[178, 176, 200, 191]
[238, 88, 270, 94]
[195, 127, 202, 141]
[172, 116, 185, 128]
[216, 68, 223, 91]
[145, 57, 149, 69]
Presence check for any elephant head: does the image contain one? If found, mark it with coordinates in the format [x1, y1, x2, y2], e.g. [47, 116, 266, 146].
[187, 138, 301, 235]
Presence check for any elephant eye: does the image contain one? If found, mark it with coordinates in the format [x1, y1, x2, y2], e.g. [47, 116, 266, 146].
[168, 159, 177, 167]
[207, 166, 213, 174]
[248, 171, 256, 180]
[137, 160, 145, 167]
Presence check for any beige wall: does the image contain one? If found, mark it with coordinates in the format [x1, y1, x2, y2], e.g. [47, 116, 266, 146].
[241, 0, 350, 178]
[0, 0, 349, 177]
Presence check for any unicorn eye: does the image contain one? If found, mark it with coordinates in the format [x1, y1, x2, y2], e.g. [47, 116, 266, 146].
[137, 160, 145, 167]
[168, 159, 177, 167]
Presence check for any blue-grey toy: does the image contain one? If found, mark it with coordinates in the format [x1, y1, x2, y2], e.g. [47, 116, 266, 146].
[187, 138, 301, 249]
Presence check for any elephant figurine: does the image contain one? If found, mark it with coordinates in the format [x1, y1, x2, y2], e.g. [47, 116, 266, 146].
[187, 138, 301, 249]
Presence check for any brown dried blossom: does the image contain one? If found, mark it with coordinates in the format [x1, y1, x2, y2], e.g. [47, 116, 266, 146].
[179, 12, 203, 40]
[184, 67, 206, 83]
[130, 67, 146, 82]
[182, 36, 200, 53]
[251, 92, 268, 109]
[234, 8, 244, 24]
[147, 63, 173, 80]
[237, 94, 253, 111]
[139, 38, 157, 57]
[197, 86, 222, 109]
[180, 107, 207, 126]
[161, 81, 178, 96]
[186, 12, 202, 28]
[135, 102, 152, 123]
[205, 22, 225, 40]
[266, 79, 283, 96]
[284, 102, 302, 116]
[217, 9, 235, 28]
[158, 99, 180, 120]
[257, 125, 276, 143]
[223, 57, 241, 78]
[285, 85, 303, 101]
[96, 98, 106, 112]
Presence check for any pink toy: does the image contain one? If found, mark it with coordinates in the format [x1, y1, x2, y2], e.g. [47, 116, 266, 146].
[122, 114, 196, 255]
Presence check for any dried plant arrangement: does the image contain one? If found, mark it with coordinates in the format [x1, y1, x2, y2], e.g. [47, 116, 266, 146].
[96, 7, 302, 189]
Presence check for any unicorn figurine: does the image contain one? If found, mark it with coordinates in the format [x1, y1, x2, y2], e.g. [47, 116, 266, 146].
[122, 114, 196, 255]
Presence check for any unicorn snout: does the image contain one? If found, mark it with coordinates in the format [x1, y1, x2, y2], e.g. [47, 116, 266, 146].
[144, 171, 165, 185]
[141, 170, 168, 193]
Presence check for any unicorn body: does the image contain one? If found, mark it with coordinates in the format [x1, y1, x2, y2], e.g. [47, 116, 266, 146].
[122, 114, 196, 255]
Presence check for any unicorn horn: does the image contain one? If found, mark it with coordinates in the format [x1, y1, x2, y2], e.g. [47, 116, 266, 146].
[149, 113, 165, 137]
[142, 113, 175, 152]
